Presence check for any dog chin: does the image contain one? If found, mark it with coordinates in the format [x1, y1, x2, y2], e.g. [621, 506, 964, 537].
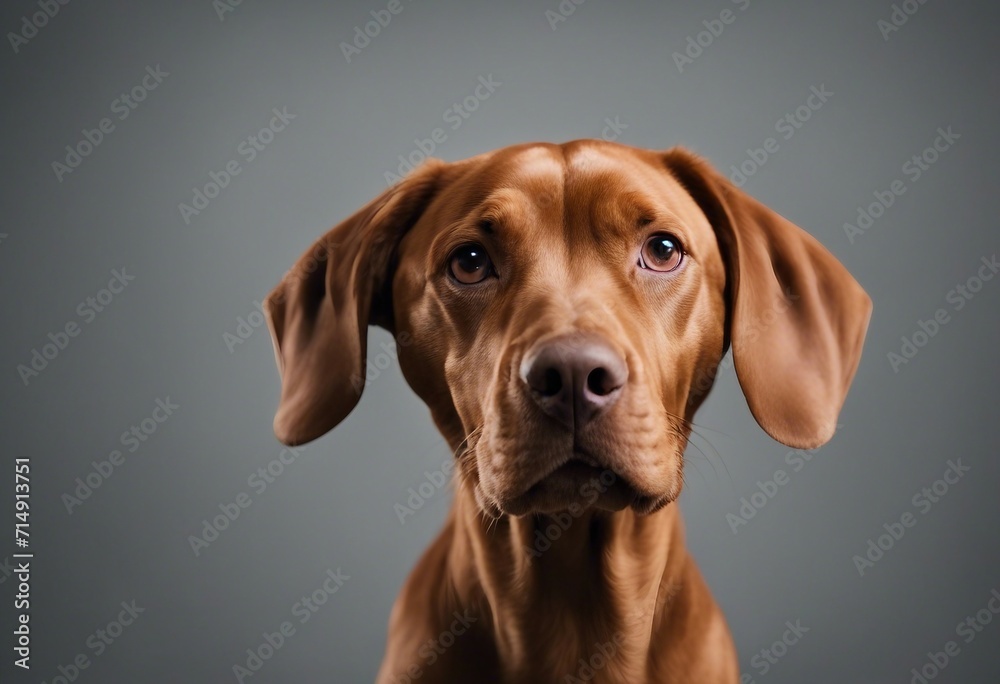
[483, 460, 672, 518]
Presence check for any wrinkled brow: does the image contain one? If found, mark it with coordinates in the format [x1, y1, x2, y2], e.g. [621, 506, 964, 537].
[466, 188, 538, 233]
[595, 189, 688, 234]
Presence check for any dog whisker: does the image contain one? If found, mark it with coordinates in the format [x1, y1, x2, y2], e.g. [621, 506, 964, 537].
[663, 410, 735, 491]
[450, 425, 485, 497]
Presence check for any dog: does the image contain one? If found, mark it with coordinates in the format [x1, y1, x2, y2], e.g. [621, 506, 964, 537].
[263, 140, 872, 683]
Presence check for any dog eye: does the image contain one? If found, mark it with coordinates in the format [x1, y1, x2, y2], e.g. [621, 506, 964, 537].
[448, 244, 493, 284]
[639, 234, 683, 272]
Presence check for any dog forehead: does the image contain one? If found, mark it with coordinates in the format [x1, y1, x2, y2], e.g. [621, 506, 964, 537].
[455, 143, 567, 207]
[564, 145, 699, 210]
[474, 140, 675, 198]
[404, 144, 566, 243]
[411, 141, 711, 246]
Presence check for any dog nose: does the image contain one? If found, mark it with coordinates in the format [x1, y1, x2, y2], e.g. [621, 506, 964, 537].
[520, 334, 628, 428]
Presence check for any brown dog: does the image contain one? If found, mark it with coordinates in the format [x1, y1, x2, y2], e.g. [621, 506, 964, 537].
[263, 141, 871, 683]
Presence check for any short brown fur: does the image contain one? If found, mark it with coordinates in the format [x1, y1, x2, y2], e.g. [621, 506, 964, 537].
[264, 141, 872, 683]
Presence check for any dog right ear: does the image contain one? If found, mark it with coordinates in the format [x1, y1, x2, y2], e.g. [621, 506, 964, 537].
[662, 147, 872, 450]
[264, 161, 446, 446]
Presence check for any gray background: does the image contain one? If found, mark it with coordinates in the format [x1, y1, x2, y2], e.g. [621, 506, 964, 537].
[2, 0, 998, 682]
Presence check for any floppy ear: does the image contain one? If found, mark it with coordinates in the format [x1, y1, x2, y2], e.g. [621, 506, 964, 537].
[663, 148, 872, 449]
[264, 160, 446, 446]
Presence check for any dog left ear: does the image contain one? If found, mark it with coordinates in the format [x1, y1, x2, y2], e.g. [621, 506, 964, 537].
[662, 148, 872, 449]
[264, 160, 446, 446]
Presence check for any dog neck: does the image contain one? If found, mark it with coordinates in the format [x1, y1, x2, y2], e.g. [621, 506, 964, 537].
[449, 484, 690, 682]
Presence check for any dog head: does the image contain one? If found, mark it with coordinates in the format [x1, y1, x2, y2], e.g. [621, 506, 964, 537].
[265, 141, 871, 517]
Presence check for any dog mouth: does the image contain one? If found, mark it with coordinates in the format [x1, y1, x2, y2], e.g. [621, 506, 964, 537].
[494, 450, 664, 517]
[573, 452, 601, 468]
